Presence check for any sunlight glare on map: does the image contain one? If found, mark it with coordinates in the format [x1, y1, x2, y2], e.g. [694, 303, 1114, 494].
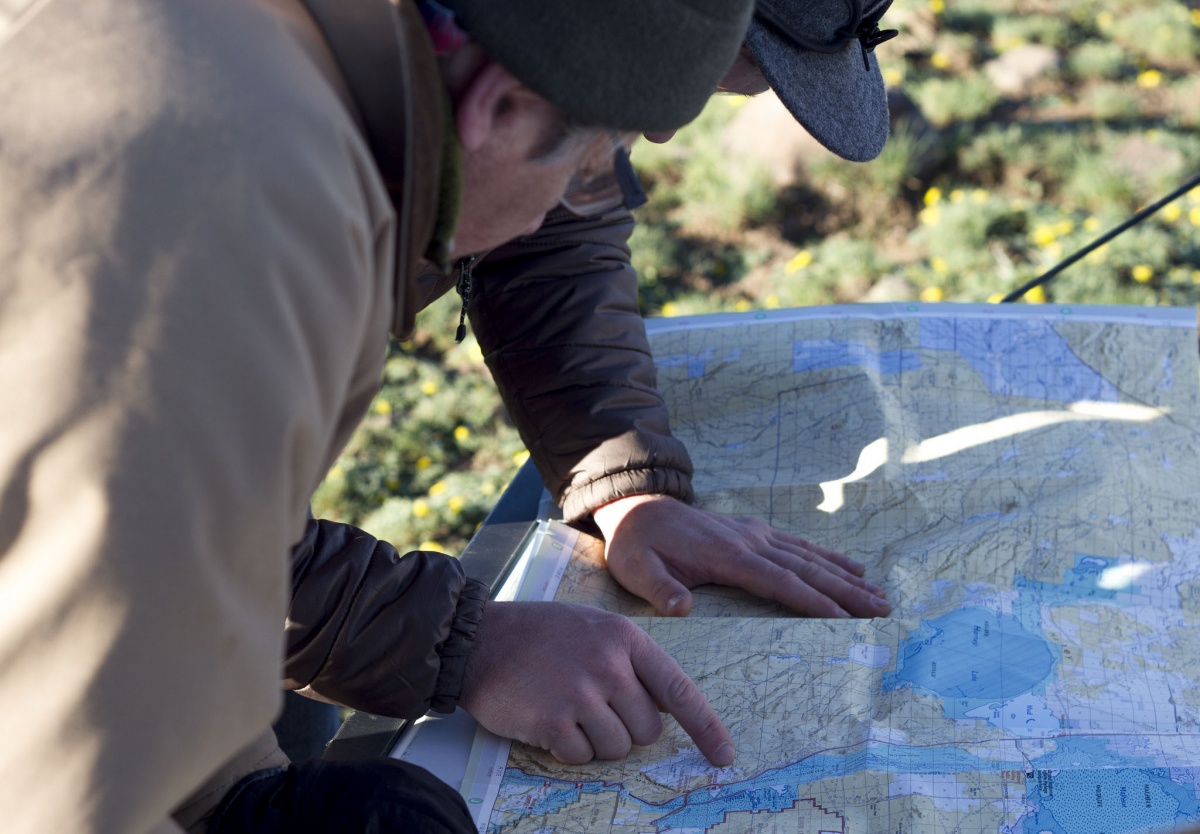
[817, 436, 887, 512]
[817, 401, 1164, 514]
[902, 401, 1166, 465]
[1096, 561, 1153, 590]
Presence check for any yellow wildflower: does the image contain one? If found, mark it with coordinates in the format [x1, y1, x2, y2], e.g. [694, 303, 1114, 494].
[374, 399, 392, 416]
[421, 380, 438, 396]
[949, 189, 965, 203]
[327, 464, 345, 482]
[931, 257, 949, 274]
[882, 67, 904, 86]
[1053, 219, 1074, 236]
[1191, 8, 1200, 26]
[453, 425, 471, 442]
[1163, 203, 1182, 222]
[786, 250, 813, 273]
[513, 449, 530, 466]
[1031, 225, 1057, 247]
[987, 293, 1005, 304]
[1189, 206, 1200, 227]
[1192, 270, 1200, 285]
[1131, 264, 1154, 283]
[924, 187, 942, 206]
[733, 299, 752, 312]
[661, 301, 680, 317]
[919, 286, 945, 303]
[930, 52, 951, 70]
[419, 540, 449, 554]
[971, 189, 988, 204]
[429, 481, 447, 496]
[1137, 69, 1163, 89]
[415, 455, 432, 470]
[1025, 285, 1046, 304]
[466, 340, 484, 362]
[412, 499, 430, 518]
[447, 495, 465, 514]
[481, 482, 496, 496]
[929, 0, 945, 14]
[919, 206, 941, 226]
[1083, 217, 1101, 233]
[1096, 11, 1114, 29]
[765, 294, 782, 309]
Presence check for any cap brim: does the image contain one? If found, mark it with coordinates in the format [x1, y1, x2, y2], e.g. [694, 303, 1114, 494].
[745, 19, 889, 163]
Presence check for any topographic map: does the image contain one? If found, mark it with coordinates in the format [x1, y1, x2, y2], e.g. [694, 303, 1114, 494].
[480, 304, 1200, 834]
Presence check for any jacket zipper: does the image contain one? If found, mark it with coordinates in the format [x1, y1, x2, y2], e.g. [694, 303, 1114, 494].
[454, 255, 475, 344]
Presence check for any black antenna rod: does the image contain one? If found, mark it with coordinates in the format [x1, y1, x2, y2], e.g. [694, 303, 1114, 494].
[1001, 171, 1200, 303]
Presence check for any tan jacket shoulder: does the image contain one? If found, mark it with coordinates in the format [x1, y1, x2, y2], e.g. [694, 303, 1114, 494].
[0, 0, 439, 830]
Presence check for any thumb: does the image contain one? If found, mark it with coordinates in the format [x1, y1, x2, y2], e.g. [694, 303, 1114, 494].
[653, 576, 693, 617]
[607, 544, 694, 616]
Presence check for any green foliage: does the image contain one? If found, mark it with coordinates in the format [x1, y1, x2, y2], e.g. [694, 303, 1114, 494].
[634, 97, 777, 234]
[1111, 5, 1198, 65]
[911, 74, 1000, 127]
[1083, 83, 1143, 121]
[312, 292, 526, 556]
[992, 15, 1072, 49]
[1068, 42, 1131, 82]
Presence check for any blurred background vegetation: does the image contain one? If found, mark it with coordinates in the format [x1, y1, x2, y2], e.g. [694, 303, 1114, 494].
[315, 0, 1200, 554]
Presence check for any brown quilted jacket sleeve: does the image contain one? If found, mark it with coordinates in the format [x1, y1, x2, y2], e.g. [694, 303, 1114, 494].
[283, 518, 488, 719]
[469, 207, 695, 523]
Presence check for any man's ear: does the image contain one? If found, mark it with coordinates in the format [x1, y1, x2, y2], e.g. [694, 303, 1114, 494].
[454, 60, 528, 153]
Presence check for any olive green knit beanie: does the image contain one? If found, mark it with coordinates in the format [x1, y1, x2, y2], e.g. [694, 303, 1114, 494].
[437, 0, 754, 133]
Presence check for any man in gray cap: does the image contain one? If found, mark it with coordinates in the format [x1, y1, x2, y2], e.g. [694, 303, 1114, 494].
[0, 0, 754, 831]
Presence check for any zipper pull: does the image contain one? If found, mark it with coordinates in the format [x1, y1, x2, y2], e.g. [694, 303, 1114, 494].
[454, 255, 475, 344]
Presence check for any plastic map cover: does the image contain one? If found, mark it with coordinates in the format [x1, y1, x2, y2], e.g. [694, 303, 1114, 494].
[477, 304, 1200, 834]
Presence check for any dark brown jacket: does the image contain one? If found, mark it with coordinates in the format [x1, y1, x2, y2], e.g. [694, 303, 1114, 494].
[284, 208, 696, 718]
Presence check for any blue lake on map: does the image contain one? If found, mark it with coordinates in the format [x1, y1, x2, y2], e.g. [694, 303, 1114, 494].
[1023, 765, 1200, 834]
[884, 607, 1058, 716]
[791, 340, 920, 376]
[918, 318, 1119, 403]
[1016, 554, 1141, 606]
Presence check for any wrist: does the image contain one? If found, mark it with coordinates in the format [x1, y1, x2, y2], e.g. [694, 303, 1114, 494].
[592, 493, 669, 539]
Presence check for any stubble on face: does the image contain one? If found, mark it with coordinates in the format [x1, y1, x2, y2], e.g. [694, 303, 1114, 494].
[452, 100, 609, 257]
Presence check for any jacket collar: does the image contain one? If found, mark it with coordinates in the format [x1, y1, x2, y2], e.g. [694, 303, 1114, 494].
[297, 0, 449, 337]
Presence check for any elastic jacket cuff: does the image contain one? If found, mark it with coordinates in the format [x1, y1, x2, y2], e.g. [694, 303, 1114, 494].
[428, 577, 489, 713]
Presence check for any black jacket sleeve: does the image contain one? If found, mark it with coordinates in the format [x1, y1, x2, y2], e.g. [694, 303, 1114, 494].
[469, 207, 694, 523]
[283, 518, 488, 718]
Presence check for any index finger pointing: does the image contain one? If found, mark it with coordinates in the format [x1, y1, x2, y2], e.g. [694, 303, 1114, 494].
[630, 632, 735, 767]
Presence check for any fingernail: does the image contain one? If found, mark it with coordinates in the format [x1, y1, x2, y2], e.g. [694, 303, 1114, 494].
[713, 742, 735, 767]
[666, 593, 687, 614]
[872, 595, 892, 610]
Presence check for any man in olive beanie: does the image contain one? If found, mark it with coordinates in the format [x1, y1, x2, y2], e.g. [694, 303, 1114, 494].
[459, 0, 902, 640]
[440, 0, 750, 133]
[0, 0, 754, 832]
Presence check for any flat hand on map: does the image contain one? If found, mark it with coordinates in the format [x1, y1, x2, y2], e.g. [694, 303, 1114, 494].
[459, 600, 736, 767]
[593, 494, 891, 618]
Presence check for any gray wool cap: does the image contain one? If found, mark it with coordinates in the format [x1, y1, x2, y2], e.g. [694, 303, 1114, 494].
[438, 0, 755, 134]
[747, 0, 898, 162]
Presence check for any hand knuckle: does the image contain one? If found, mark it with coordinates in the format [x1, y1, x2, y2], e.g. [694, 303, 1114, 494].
[662, 672, 698, 708]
